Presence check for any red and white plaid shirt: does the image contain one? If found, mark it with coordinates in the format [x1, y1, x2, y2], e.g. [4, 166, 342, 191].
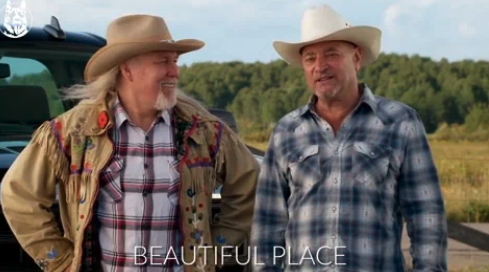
[96, 98, 183, 272]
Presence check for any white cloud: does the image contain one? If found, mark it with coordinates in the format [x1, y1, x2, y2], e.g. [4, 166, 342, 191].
[23, 0, 357, 32]
[383, 0, 488, 39]
[383, 0, 438, 34]
[14, 0, 333, 64]
[22, 0, 296, 34]
[458, 23, 477, 38]
[381, 0, 489, 61]
[412, 0, 437, 8]
[8, 0, 488, 63]
[383, 4, 402, 32]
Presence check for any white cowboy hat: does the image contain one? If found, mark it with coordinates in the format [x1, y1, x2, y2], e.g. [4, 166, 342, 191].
[273, 5, 382, 67]
[84, 14, 204, 81]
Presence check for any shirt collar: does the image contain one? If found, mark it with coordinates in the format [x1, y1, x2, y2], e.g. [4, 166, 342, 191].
[301, 83, 378, 117]
[360, 83, 378, 114]
[112, 96, 171, 129]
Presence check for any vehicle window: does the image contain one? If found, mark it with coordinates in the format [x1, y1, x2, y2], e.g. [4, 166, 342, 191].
[0, 56, 64, 118]
[0, 47, 92, 136]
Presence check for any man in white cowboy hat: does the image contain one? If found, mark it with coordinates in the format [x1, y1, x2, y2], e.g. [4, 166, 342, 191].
[1, 14, 259, 272]
[251, 4, 447, 272]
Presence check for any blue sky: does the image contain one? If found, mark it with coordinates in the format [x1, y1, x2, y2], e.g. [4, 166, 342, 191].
[9, 0, 489, 65]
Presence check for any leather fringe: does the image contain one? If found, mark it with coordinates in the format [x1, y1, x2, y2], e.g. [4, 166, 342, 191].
[31, 121, 70, 190]
[212, 125, 239, 192]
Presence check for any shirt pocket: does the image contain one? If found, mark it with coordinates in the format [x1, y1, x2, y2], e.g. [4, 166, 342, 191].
[352, 142, 392, 185]
[98, 155, 124, 203]
[287, 145, 321, 190]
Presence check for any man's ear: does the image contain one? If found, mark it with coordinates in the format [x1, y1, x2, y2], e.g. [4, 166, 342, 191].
[353, 46, 363, 72]
[120, 62, 134, 81]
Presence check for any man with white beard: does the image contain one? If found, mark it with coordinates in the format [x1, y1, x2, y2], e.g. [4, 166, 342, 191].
[1, 14, 259, 272]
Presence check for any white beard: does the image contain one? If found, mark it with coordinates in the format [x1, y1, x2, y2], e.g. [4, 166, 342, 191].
[154, 84, 177, 111]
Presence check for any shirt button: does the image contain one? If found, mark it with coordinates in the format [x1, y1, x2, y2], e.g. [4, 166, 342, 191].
[145, 136, 149, 141]
[334, 149, 339, 155]
[332, 206, 337, 212]
[144, 164, 148, 169]
[334, 178, 338, 184]
[143, 191, 148, 197]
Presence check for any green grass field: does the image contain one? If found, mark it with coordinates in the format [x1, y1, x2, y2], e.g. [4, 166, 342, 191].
[244, 139, 489, 223]
[430, 141, 489, 222]
[409, 267, 489, 272]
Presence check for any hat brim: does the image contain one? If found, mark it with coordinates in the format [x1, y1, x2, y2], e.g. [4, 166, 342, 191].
[84, 39, 204, 81]
[273, 26, 381, 68]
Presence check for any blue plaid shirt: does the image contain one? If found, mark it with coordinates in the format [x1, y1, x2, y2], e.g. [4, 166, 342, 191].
[251, 84, 448, 272]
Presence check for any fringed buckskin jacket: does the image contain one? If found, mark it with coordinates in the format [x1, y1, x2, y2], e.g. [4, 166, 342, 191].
[1, 95, 260, 272]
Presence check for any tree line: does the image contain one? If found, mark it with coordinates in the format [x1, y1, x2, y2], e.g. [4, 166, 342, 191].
[2, 53, 488, 135]
[178, 53, 489, 134]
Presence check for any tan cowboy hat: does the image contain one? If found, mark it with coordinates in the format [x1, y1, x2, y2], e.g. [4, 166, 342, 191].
[273, 4, 382, 67]
[84, 14, 205, 81]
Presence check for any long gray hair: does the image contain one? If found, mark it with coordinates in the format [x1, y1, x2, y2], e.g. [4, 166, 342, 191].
[61, 65, 208, 113]
[61, 66, 120, 105]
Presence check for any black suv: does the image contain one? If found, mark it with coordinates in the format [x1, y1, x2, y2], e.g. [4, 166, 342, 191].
[0, 17, 262, 271]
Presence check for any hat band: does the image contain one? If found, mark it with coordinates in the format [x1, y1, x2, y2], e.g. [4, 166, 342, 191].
[108, 34, 175, 44]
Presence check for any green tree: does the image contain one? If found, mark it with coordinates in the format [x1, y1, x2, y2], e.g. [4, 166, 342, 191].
[175, 53, 489, 133]
[465, 104, 489, 131]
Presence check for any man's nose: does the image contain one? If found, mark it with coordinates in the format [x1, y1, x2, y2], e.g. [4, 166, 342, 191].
[318, 55, 332, 72]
